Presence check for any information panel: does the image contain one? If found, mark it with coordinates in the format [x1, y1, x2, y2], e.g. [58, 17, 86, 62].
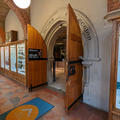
[116, 36, 120, 109]
[17, 43, 25, 75]
[5, 46, 9, 70]
[1, 47, 4, 68]
[10, 45, 16, 72]
[28, 49, 42, 60]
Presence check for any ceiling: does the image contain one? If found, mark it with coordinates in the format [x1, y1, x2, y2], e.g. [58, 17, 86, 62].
[0, 0, 9, 23]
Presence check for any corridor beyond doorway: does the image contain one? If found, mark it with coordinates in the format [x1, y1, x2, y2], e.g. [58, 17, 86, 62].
[50, 66, 66, 92]
[48, 26, 66, 92]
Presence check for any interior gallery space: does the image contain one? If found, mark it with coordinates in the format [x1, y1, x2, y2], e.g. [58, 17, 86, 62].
[0, 0, 120, 120]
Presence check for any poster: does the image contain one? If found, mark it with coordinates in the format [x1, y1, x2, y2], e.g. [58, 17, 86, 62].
[5, 46, 9, 70]
[116, 39, 120, 109]
[17, 43, 25, 75]
[10, 45, 16, 72]
[1, 47, 4, 68]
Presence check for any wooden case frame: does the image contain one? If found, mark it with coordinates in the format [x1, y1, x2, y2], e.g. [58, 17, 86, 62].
[109, 20, 120, 120]
[0, 40, 27, 86]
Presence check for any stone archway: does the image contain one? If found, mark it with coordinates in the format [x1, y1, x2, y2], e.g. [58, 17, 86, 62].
[4, 0, 30, 38]
[42, 17, 67, 84]
[45, 22, 66, 84]
[41, 7, 101, 85]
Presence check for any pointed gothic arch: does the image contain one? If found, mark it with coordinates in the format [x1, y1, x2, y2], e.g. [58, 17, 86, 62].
[4, 0, 30, 38]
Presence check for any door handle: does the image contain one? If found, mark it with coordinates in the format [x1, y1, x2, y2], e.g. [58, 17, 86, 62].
[68, 65, 76, 77]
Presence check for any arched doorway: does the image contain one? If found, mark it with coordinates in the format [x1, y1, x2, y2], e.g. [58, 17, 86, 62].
[44, 21, 67, 87]
[43, 8, 100, 92]
[4, 0, 30, 38]
[48, 26, 66, 92]
[45, 4, 84, 110]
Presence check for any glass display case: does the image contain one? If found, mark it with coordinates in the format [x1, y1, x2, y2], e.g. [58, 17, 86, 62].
[1, 47, 4, 68]
[10, 45, 16, 72]
[17, 43, 25, 75]
[109, 24, 120, 120]
[5, 46, 9, 70]
[0, 40, 26, 85]
[116, 34, 120, 109]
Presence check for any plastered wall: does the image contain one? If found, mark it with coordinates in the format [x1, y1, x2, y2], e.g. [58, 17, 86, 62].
[30, 0, 113, 112]
[5, 10, 24, 40]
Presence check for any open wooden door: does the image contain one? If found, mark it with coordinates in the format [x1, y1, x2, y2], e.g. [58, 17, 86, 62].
[65, 4, 83, 110]
[27, 24, 47, 90]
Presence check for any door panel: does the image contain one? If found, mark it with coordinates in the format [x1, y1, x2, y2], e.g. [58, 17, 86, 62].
[27, 24, 47, 89]
[65, 4, 83, 110]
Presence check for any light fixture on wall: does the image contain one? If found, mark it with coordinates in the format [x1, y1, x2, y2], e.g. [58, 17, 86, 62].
[13, 0, 31, 9]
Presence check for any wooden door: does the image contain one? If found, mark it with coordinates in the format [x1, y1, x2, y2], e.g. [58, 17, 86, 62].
[27, 24, 47, 90]
[65, 4, 83, 110]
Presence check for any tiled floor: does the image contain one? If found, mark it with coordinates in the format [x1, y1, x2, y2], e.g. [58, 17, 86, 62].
[0, 74, 108, 120]
[49, 67, 66, 92]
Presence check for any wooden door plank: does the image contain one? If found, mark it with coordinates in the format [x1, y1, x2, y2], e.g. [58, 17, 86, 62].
[65, 4, 83, 110]
[27, 24, 47, 88]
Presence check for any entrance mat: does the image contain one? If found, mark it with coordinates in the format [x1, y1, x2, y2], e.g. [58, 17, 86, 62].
[0, 97, 54, 120]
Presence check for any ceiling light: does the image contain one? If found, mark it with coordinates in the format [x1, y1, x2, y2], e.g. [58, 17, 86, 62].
[13, 0, 31, 9]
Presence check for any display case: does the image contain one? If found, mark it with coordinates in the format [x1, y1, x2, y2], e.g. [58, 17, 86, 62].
[1, 47, 4, 68]
[5, 46, 9, 70]
[10, 45, 16, 72]
[116, 35, 120, 109]
[0, 40, 26, 85]
[17, 43, 25, 75]
[109, 23, 120, 120]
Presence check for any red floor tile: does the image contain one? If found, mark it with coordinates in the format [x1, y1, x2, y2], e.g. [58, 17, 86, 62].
[0, 75, 108, 120]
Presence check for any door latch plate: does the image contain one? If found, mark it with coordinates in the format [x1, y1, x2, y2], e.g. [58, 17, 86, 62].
[68, 65, 76, 76]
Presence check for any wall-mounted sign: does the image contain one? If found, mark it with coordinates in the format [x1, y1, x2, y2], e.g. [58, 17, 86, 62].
[28, 49, 42, 60]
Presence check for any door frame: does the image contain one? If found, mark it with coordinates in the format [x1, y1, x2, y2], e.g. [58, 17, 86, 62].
[45, 23, 67, 84]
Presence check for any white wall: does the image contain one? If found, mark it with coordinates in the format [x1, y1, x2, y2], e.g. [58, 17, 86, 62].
[30, 0, 112, 112]
[5, 10, 24, 40]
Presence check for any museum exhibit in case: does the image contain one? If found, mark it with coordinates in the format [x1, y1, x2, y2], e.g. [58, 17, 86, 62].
[106, 1, 120, 119]
[0, 40, 26, 85]
[17, 43, 25, 75]
[10, 45, 16, 72]
[116, 30, 120, 110]
[1, 47, 4, 68]
[109, 23, 120, 120]
[5, 46, 9, 70]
